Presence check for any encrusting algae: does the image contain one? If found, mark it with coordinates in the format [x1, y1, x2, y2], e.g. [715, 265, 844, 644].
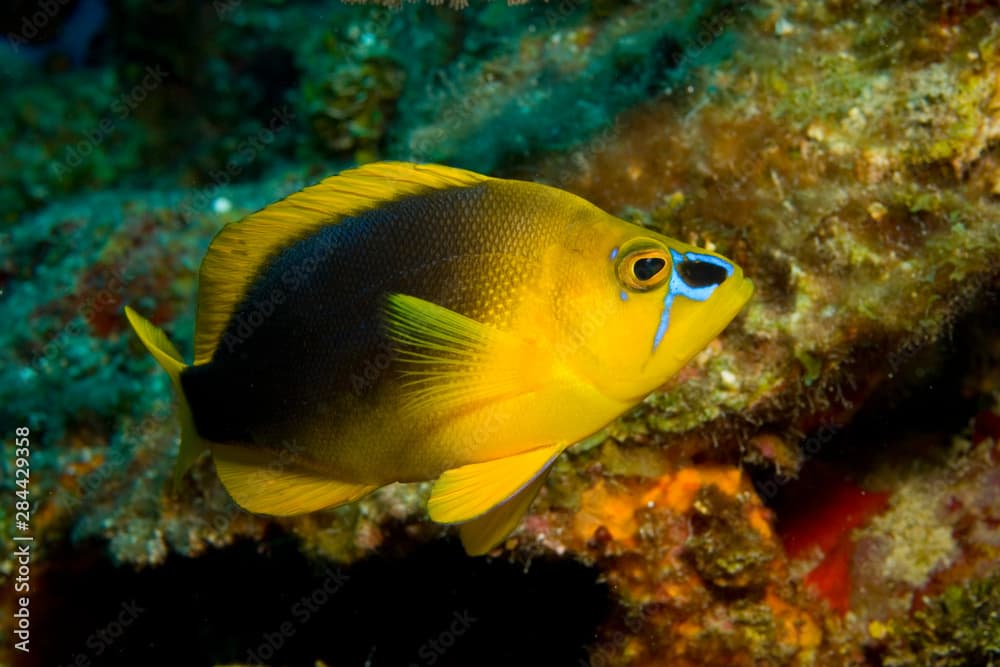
[125, 161, 752, 555]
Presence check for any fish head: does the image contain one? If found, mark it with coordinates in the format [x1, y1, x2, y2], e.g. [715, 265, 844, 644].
[551, 207, 753, 406]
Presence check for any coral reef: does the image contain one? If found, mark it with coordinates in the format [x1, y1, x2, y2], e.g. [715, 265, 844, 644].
[392, 0, 743, 172]
[881, 573, 1000, 667]
[2, 0, 1000, 665]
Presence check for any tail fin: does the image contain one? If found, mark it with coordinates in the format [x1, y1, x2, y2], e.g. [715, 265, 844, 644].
[124, 306, 208, 489]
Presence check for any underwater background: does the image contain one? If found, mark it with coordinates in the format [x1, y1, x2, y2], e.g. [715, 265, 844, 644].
[2, 0, 1000, 665]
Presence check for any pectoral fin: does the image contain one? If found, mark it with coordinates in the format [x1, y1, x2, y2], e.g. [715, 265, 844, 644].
[384, 293, 553, 415]
[428, 444, 563, 524]
[212, 443, 377, 515]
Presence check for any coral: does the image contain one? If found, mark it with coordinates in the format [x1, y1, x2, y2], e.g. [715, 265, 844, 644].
[517, 463, 834, 666]
[0, 63, 149, 219]
[862, 477, 959, 588]
[392, 0, 747, 173]
[296, 12, 404, 163]
[684, 484, 775, 591]
[882, 573, 1000, 667]
[849, 424, 1000, 644]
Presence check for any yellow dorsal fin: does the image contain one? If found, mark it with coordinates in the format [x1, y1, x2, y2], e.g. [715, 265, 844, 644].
[385, 293, 552, 415]
[212, 443, 378, 515]
[194, 162, 489, 364]
[124, 306, 208, 489]
[428, 444, 564, 525]
[458, 467, 552, 555]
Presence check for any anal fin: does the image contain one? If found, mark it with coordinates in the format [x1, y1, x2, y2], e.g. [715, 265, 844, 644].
[212, 443, 377, 515]
[428, 444, 563, 525]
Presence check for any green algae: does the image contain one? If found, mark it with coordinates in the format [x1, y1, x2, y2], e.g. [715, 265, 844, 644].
[0, 63, 149, 219]
[795, 349, 823, 386]
[884, 574, 1000, 667]
[684, 484, 775, 590]
[391, 0, 751, 172]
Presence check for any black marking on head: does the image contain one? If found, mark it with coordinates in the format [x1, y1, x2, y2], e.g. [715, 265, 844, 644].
[677, 260, 729, 288]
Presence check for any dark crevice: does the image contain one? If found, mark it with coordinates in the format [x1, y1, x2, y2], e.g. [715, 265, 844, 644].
[30, 532, 609, 667]
[748, 291, 998, 513]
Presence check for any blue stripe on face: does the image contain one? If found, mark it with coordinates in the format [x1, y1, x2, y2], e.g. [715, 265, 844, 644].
[651, 250, 734, 351]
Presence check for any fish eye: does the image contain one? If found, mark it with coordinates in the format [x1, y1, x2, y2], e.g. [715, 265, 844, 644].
[616, 243, 671, 292]
[633, 257, 666, 281]
[677, 260, 729, 288]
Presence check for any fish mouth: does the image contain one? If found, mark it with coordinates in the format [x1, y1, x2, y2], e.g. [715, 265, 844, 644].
[696, 270, 754, 345]
[733, 275, 755, 309]
[720, 274, 754, 324]
[610, 271, 754, 406]
[654, 271, 752, 361]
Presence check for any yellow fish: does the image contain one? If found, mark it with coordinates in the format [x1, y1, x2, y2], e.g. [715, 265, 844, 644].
[125, 162, 752, 554]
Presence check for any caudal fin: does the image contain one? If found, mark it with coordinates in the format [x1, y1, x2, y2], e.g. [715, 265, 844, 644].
[124, 306, 207, 489]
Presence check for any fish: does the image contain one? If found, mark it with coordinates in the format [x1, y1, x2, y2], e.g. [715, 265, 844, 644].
[124, 161, 753, 555]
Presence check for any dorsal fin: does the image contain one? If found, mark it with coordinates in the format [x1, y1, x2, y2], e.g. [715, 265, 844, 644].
[194, 162, 489, 364]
